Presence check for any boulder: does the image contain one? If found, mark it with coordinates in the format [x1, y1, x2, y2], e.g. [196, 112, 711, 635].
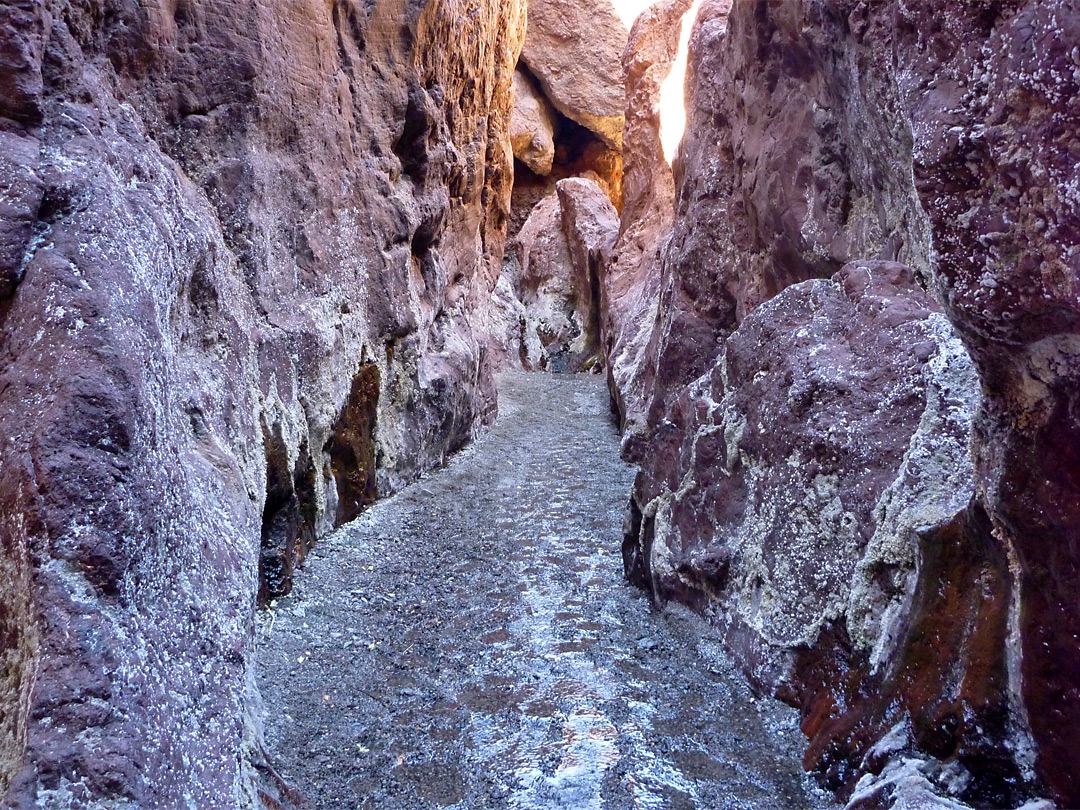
[507, 178, 618, 372]
[508, 140, 622, 241]
[510, 69, 557, 176]
[621, 0, 1080, 805]
[625, 260, 988, 801]
[482, 274, 548, 371]
[519, 0, 627, 150]
[557, 177, 619, 352]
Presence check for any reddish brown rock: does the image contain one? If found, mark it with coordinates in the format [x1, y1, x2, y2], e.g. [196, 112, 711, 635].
[601, 0, 693, 455]
[518, 0, 627, 150]
[510, 69, 556, 176]
[625, 261, 1006, 802]
[886, 2, 1080, 804]
[0, 0, 525, 805]
[506, 177, 618, 372]
[638, 0, 931, 435]
[622, 0, 1080, 806]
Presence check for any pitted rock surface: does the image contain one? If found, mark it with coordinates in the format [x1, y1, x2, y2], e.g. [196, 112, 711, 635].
[258, 372, 833, 810]
[614, 1, 1079, 805]
[0, 0, 525, 804]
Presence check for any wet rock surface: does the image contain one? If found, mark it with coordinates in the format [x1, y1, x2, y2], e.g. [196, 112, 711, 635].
[258, 372, 833, 810]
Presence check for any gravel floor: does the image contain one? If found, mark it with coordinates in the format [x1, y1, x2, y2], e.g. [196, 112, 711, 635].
[257, 371, 835, 810]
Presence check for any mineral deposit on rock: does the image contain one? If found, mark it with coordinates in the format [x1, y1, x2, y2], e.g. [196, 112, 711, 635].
[508, 178, 617, 372]
[0, 0, 525, 805]
[618, 0, 1080, 807]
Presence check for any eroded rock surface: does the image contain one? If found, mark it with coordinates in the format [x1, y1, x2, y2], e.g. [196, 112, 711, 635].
[633, 0, 932, 439]
[887, 3, 1080, 803]
[481, 274, 548, 372]
[618, 0, 1080, 807]
[518, 0, 627, 151]
[509, 69, 557, 176]
[626, 261, 996, 801]
[0, 0, 525, 805]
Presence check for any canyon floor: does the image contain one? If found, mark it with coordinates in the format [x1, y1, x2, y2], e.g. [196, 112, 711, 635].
[258, 371, 835, 810]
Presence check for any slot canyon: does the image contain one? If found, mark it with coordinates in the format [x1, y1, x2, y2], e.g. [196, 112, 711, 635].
[0, 0, 1077, 808]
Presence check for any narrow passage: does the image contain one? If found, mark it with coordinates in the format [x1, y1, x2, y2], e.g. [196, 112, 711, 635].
[258, 372, 832, 809]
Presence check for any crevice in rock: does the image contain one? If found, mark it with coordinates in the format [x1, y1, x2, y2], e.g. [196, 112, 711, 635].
[258, 422, 318, 606]
[325, 362, 380, 528]
[394, 82, 433, 185]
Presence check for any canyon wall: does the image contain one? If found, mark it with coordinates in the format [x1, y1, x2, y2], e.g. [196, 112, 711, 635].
[0, 0, 524, 805]
[618, 0, 1079, 807]
[491, 0, 629, 372]
[601, 0, 691, 454]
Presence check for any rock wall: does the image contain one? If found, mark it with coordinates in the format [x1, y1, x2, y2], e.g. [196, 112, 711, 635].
[491, 0, 630, 374]
[887, 3, 1080, 804]
[504, 178, 618, 372]
[0, 0, 524, 805]
[601, 0, 692, 454]
[632, 0, 932, 436]
[618, 0, 1080, 807]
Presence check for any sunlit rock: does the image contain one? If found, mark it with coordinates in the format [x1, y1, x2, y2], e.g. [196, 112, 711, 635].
[519, 0, 627, 150]
[510, 69, 557, 176]
[602, 0, 693, 457]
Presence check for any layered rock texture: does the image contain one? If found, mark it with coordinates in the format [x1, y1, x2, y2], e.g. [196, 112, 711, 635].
[0, 0, 524, 805]
[615, 0, 1080, 808]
